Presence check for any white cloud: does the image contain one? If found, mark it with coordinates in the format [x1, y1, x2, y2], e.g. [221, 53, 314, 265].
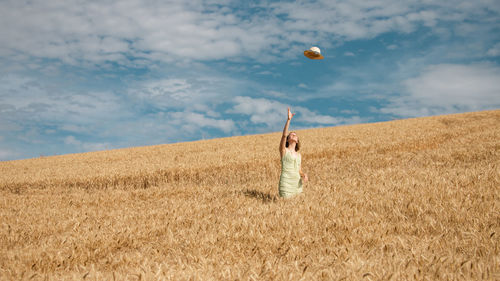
[82, 142, 111, 152]
[256, 71, 274, 76]
[227, 96, 286, 127]
[0, 149, 18, 161]
[128, 74, 240, 111]
[294, 106, 340, 124]
[64, 135, 111, 152]
[142, 79, 192, 98]
[60, 124, 92, 134]
[380, 63, 500, 117]
[271, 1, 445, 40]
[264, 90, 287, 98]
[169, 111, 235, 133]
[64, 136, 80, 146]
[227, 96, 363, 130]
[0, 75, 128, 126]
[132, 78, 193, 108]
[340, 109, 360, 115]
[486, 43, 500, 57]
[344, 52, 355, 56]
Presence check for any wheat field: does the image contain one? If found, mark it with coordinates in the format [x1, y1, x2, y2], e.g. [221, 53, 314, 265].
[0, 110, 499, 280]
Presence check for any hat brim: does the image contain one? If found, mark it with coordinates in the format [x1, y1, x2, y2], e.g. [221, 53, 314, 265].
[304, 50, 324, 60]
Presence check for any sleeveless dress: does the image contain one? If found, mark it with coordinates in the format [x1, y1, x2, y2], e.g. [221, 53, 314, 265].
[279, 150, 303, 198]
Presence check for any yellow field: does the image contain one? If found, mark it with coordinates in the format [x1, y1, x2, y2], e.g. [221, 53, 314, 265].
[1, 110, 499, 280]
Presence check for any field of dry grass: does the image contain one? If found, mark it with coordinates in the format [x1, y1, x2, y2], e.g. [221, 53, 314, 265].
[1, 110, 499, 280]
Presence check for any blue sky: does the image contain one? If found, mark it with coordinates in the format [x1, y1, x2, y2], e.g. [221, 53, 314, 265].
[1, 0, 499, 161]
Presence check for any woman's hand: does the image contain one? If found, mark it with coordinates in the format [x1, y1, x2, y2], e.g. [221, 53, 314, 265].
[288, 107, 295, 120]
[301, 173, 308, 183]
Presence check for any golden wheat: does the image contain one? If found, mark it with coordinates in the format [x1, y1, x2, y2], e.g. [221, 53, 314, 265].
[1, 110, 499, 280]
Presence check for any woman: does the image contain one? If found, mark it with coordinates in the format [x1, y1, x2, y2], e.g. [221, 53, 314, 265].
[279, 107, 308, 198]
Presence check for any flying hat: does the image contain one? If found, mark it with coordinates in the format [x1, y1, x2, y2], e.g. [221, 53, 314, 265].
[304, 46, 324, 60]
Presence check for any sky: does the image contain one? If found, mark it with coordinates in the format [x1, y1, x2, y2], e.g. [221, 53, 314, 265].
[1, 0, 499, 161]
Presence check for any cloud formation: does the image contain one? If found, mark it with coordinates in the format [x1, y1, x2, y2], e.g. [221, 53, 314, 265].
[1, 0, 498, 67]
[227, 96, 363, 131]
[381, 63, 500, 117]
[169, 111, 235, 133]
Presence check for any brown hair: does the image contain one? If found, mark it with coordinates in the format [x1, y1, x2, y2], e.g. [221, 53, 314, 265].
[285, 132, 300, 151]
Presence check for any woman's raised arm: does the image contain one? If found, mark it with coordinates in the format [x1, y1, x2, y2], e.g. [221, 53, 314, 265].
[279, 107, 295, 158]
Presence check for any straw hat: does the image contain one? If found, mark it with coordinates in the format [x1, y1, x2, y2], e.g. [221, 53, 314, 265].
[304, 46, 324, 60]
